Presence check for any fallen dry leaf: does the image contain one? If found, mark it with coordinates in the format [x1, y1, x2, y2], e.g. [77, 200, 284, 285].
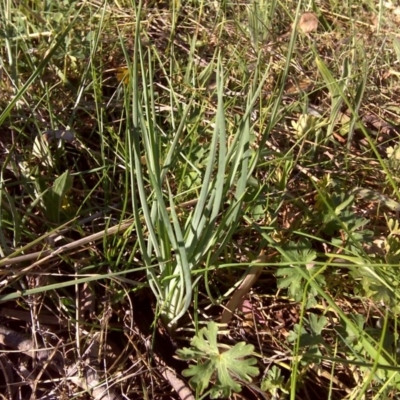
[116, 66, 129, 84]
[296, 12, 319, 34]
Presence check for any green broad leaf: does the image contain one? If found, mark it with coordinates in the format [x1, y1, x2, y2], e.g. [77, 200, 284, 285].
[184, 171, 202, 190]
[182, 359, 217, 395]
[42, 170, 73, 223]
[387, 217, 400, 235]
[309, 314, 327, 336]
[176, 346, 205, 360]
[288, 324, 323, 348]
[218, 341, 259, 382]
[177, 322, 259, 397]
[280, 241, 317, 265]
[336, 313, 365, 345]
[190, 323, 216, 353]
[249, 203, 265, 221]
[215, 363, 242, 394]
[386, 237, 400, 264]
[261, 365, 288, 394]
[288, 317, 328, 361]
[287, 324, 307, 344]
[368, 282, 395, 304]
[276, 242, 324, 303]
[277, 267, 304, 301]
[335, 194, 354, 214]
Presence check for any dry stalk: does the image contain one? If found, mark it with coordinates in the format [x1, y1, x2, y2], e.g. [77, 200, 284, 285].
[0, 324, 120, 400]
[221, 250, 272, 325]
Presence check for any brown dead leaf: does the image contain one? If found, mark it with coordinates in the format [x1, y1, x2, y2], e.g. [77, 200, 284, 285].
[284, 77, 313, 95]
[240, 299, 266, 325]
[296, 12, 319, 34]
[116, 66, 129, 84]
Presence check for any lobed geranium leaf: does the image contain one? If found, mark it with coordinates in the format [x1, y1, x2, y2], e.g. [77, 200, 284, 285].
[177, 322, 259, 398]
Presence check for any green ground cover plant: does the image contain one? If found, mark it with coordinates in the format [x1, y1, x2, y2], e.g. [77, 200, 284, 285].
[1, 0, 400, 399]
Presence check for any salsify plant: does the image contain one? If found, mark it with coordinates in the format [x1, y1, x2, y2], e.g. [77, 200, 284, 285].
[122, 4, 268, 332]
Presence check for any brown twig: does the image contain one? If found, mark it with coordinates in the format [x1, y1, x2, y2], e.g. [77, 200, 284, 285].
[0, 198, 199, 270]
[0, 324, 121, 400]
[221, 251, 276, 325]
[156, 354, 195, 400]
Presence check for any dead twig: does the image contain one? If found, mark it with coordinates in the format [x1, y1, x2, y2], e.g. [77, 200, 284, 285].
[156, 354, 195, 400]
[0, 324, 121, 400]
[221, 251, 274, 325]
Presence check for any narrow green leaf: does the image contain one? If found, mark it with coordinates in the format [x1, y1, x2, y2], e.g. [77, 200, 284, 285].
[0, 6, 85, 125]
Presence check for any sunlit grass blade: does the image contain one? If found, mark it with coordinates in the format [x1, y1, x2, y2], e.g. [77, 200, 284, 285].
[0, 4, 85, 125]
